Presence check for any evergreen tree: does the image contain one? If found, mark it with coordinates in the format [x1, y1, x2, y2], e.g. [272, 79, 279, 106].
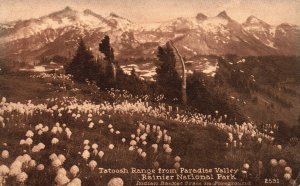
[130, 67, 138, 79]
[155, 43, 181, 102]
[65, 38, 95, 82]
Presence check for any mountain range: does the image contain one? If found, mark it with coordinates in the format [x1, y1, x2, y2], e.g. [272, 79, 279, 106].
[0, 6, 299, 63]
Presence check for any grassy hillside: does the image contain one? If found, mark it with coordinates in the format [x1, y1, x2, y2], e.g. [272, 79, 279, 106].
[213, 55, 300, 127]
[0, 72, 300, 185]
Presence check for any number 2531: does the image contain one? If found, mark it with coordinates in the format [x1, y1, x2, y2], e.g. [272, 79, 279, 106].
[264, 178, 279, 184]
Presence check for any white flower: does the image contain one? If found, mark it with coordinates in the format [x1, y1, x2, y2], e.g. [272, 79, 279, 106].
[1, 97, 6, 103]
[92, 143, 98, 149]
[137, 148, 143, 155]
[121, 138, 126, 143]
[1, 150, 9, 159]
[57, 168, 67, 176]
[70, 165, 79, 177]
[88, 123, 94, 129]
[153, 161, 159, 168]
[137, 129, 141, 136]
[35, 123, 43, 131]
[25, 138, 33, 145]
[233, 140, 237, 147]
[270, 159, 278, 167]
[163, 144, 170, 150]
[25, 130, 34, 138]
[9, 165, 22, 177]
[165, 147, 172, 153]
[42, 126, 49, 132]
[28, 160, 37, 167]
[67, 178, 81, 186]
[257, 138, 262, 143]
[58, 127, 63, 134]
[51, 137, 59, 145]
[52, 158, 62, 168]
[37, 142, 45, 149]
[174, 156, 181, 162]
[108, 144, 114, 150]
[284, 173, 291, 181]
[37, 164, 44, 171]
[140, 134, 147, 141]
[51, 127, 58, 134]
[55, 173, 70, 185]
[141, 152, 147, 159]
[82, 150, 90, 160]
[243, 163, 250, 170]
[242, 170, 247, 174]
[49, 153, 58, 161]
[16, 172, 28, 183]
[22, 154, 31, 163]
[130, 140, 137, 146]
[136, 137, 140, 142]
[38, 130, 43, 135]
[278, 159, 287, 167]
[98, 151, 104, 159]
[20, 139, 26, 145]
[285, 167, 292, 174]
[88, 160, 97, 170]
[66, 131, 72, 139]
[83, 140, 89, 145]
[93, 149, 98, 156]
[0, 165, 9, 175]
[32, 143, 46, 153]
[107, 177, 124, 186]
[152, 144, 158, 153]
[174, 162, 180, 169]
[58, 154, 66, 164]
[84, 145, 90, 150]
[277, 145, 282, 150]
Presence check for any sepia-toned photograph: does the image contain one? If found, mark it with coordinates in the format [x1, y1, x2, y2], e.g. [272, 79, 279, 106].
[0, 0, 299, 185]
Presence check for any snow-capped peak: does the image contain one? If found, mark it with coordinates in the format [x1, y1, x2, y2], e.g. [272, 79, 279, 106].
[108, 12, 132, 23]
[216, 11, 231, 20]
[83, 9, 97, 15]
[106, 12, 135, 31]
[47, 6, 78, 20]
[246, 16, 260, 24]
[196, 13, 208, 21]
[3, 7, 115, 41]
[244, 16, 269, 27]
[64, 6, 72, 11]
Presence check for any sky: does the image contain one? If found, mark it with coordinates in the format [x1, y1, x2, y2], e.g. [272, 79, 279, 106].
[0, 0, 299, 25]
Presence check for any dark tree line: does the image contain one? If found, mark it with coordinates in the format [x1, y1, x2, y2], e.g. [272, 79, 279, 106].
[65, 37, 245, 122]
[65, 36, 155, 97]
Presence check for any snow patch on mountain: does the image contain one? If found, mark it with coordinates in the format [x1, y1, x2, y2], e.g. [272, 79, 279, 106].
[200, 17, 229, 33]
